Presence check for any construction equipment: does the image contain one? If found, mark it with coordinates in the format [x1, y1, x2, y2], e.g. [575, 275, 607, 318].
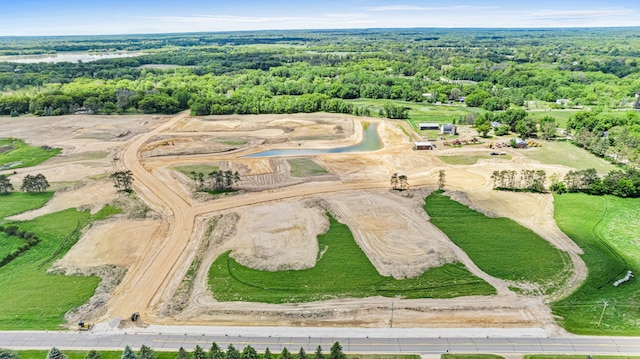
[131, 312, 140, 322]
[78, 321, 93, 331]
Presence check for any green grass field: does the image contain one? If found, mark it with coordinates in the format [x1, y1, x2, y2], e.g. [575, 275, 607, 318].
[347, 99, 483, 126]
[0, 192, 121, 329]
[519, 141, 617, 174]
[438, 154, 512, 165]
[0, 231, 26, 259]
[209, 213, 495, 303]
[552, 194, 640, 335]
[288, 158, 328, 177]
[526, 356, 640, 359]
[424, 191, 571, 292]
[0, 138, 61, 169]
[0, 192, 53, 219]
[173, 165, 220, 177]
[527, 110, 579, 129]
[442, 355, 504, 359]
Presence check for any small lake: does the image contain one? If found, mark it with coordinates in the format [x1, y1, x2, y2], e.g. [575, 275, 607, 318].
[246, 123, 382, 158]
[0, 51, 144, 64]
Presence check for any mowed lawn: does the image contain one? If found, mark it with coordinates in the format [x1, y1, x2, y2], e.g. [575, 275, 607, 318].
[552, 194, 640, 335]
[209, 214, 495, 303]
[518, 141, 617, 173]
[0, 194, 115, 329]
[424, 191, 570, 291]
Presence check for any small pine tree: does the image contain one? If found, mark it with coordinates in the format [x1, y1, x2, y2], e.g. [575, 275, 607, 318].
[240, 346, 258, 359]
[0, 348, 19, 359]
[192, 346, 206, 359]
[85, 350, 102, 359]
[297, 348, 306, 359]
[225, 345, 239, 359]
[122, 346, 137, 359]
[329, 342, 345, 359]
[280, 348, 292, 359]
[176, 348, 189, 359]
[138, 345, 157, 359]
[47, 348, 68, 359]
[314, 346, 323, 359]
[209, 343, 224, 359]
[263, 348, 272, 359]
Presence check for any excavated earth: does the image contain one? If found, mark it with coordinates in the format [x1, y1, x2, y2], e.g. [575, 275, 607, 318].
[0, 112, 587, 334]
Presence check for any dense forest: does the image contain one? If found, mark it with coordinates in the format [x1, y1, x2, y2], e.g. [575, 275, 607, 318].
[1, 28, 639, 165]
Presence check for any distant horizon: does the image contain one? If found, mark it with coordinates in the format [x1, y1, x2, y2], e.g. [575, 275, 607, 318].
[1, 0, 639, 37]
[1, 26, 640, 39]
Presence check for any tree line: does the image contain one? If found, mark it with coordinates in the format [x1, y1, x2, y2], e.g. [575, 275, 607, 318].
[190, 170, 241, 193]
[0, 341, 348, 359]
[491, 168, 640, 198]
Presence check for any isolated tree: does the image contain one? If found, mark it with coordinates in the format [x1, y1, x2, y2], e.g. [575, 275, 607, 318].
[476, 123, 491, 137]
[329, 342, 345, 359]
[47, 347, 68, 359]
[390, 172, 399, 190]
[0, 348, 19, 359]
[85, 350, 102, 359]
[539, 116, 558, 140]
[438, 170, 446, 190]
[297, 348, 307, 359]
[122, 346, 137, 359]
[138, 345, 157, 359]
[313, 346, 323, 359]
[110, 171, 134, 192]
[398, 174, 409, 190]
[263, 348, 272, 359]
[192, 346, 206, 359]
[209, 343, 224, 359]
[0, 175, 13, 194]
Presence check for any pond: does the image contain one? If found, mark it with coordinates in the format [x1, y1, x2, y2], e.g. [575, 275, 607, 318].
[0, 51, 144, 64]
[246, 123, 382, 158]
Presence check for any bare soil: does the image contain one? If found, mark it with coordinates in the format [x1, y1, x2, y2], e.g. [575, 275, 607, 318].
[0, 112, 586, 333]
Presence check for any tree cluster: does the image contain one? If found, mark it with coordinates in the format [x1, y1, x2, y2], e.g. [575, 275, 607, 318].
[110, 171, 134, 192]
[491, 169, 547, 193]
[20, 173, 49, 193]
[555, 168, 640, 197]
[191, 170, 241, 193]
[390, 173, 409, 191]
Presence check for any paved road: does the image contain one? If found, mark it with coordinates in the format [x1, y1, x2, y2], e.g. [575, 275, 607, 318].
[1, 330, 639, 355]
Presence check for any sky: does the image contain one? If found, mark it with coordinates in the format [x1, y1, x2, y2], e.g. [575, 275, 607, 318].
[1, 0, 639, 36]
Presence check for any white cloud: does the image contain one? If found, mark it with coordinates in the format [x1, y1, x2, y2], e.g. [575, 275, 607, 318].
[364, 5, 496, 12]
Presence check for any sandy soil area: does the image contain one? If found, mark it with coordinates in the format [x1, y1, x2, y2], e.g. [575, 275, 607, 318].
[0, 112, 586, 333]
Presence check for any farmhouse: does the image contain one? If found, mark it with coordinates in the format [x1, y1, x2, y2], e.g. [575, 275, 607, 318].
[418, 123, 440, 130]
[441, 124, 457, 135]
[415, 141, 436, 150]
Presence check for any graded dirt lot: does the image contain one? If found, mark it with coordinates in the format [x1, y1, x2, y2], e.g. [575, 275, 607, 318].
[0, 112, 587, 334]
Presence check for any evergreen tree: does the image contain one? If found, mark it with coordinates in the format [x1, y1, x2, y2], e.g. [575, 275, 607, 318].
[280, 348, 292, 359]
[122, 346, 137, 359]
[438, 170, 446, 190]
[176, 348, 190, 359]
[297, 348, 306, 359]
[329, 342, 345, 359]
[85, 350, 102, 359]
[225, 345, 239, 359]
[47, 348, 68, 359]
[240, 346, 258, 359]
[0, 348, 19, 359]
[263, 348, 272, 359]
[192, 346, 206, 359]
[209, 343, 224, 359]
[313, 346, 323, 359]
[138, 345, 157, 359]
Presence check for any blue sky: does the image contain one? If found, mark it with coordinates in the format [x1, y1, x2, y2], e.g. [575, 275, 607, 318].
[1, 0, 639, 36]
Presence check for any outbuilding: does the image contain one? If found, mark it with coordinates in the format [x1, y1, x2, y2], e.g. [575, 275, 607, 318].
[441, 124, 457, 135]
[415, 141, 436, 150]
[418, 123, 440, 130]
